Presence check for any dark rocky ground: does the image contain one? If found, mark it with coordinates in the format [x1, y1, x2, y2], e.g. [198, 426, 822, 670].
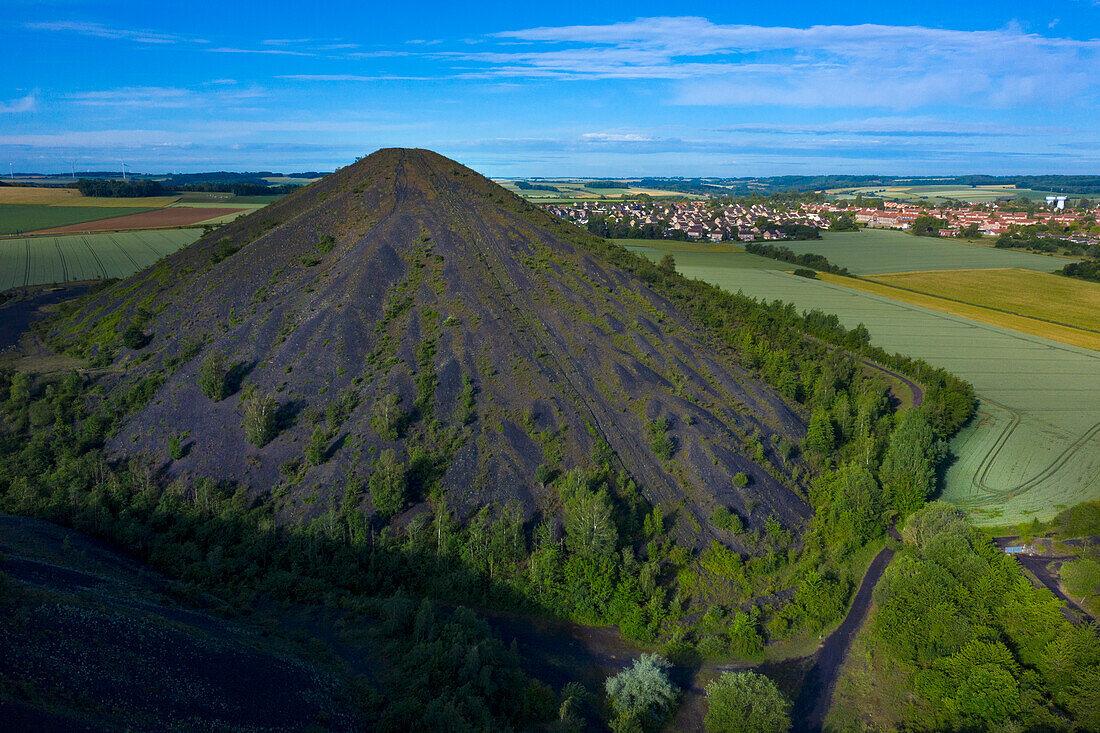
[0, 514, 362, 731]
[48, 148, 811, 550]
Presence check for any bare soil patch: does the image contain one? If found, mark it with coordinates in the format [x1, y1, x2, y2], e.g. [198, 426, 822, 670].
[30, 206, 245, 234]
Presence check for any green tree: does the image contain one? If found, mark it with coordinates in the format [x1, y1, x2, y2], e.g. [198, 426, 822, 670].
[122, 323, 150, 350]
[658, 254, 676, 273]
[646, 417, 675, 460]
[565, 486, 618, 559]
[372, 392, 403, 440]
[243, 389, 278, 447]
[9, 372, 31, 404]
[804, 408, 835, 456]
[704, 671, 791, 733]
[305, 426, 329, 466]
[881, 409, 940, 517]
[605, 654, 679, 732]
[198, 352, 230, 401]
[370, 449, 408, 519]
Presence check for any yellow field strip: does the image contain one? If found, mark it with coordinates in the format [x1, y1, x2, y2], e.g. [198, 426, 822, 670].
[0, 187, 180, 207]
[817, 272, 1100, 351]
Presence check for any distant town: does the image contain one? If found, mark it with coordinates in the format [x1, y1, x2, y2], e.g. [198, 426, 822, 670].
[544, 196, 1100, 246]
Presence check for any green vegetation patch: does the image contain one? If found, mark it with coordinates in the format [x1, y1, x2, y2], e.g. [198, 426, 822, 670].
[792, 228, 1072, 275]
[0, 204, 157, 235]
[629, 241, 1100, 526]
[0, 229, 201, 290]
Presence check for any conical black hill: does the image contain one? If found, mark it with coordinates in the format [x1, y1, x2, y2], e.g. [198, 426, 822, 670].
[50, 148, 810, 547]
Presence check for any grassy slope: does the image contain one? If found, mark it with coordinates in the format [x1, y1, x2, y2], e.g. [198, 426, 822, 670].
[817, 272, 1100, 351]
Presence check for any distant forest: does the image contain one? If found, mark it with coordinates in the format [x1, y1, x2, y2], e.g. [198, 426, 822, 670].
[74, 178, 303, 198]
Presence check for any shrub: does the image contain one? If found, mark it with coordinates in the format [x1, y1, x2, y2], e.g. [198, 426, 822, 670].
[605, 654, 679, 732]
[733, 472, 749, 488]
[305, 426, 329, 466]
[168, 435, 184, 460]
[711, 506, 744, 535]
[122, 323, 150, 350]
[371, 393, 404, 440]
[243, 390, 278, 447]
[646, 417, 675, 461]
[704, 671, 790, 733]
[370, 449, 408, 519]
[198, 352, 230, 401]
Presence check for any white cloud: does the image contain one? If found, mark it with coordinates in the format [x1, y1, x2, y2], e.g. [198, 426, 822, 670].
[449, 17, 1100, 109]
[67, 86, 266, 109]
[208, 47, 314, 57]
[278, 74, 434, 81]
[0, 94, 36, 114]
[25, 21, 202, 44]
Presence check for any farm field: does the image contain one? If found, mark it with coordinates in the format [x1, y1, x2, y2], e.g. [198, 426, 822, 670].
[621, 239, 784, 268]
[0, 229, 201, 290]
[0, 189, 277, 235]
[30, 207, 246, 234]
[0, 205, 157, 235]
[0, 187, 179, 207]
[497, 179, 699, 201]
[785, 228, 1073, 274]
[828, 184, 1057, 204]
[865, 268, 1100, 334]
[622, 240, 1100, 526]
[817, 272, 1100, 351]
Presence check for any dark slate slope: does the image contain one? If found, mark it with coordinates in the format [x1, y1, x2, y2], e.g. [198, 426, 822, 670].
[54, 148, 810, 548]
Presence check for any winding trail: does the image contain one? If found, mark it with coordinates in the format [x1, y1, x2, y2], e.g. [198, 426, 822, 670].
[485, 536, 901, 732]
[791, 540, 896, 731]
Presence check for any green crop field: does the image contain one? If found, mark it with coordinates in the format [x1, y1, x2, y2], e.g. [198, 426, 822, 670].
[867, 268, 1100, 334]
[0, 229, 201, 290]
[782, 228, 1073, 274]
[829, 184, 1058, 204]
[621, 240, 784, 268]
[0, 205, 158, 236]
[621, 239, 1100, 526]
[496, 179, 700, 201]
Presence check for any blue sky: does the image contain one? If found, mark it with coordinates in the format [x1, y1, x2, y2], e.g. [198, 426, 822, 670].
[3, 0, 1100, 175]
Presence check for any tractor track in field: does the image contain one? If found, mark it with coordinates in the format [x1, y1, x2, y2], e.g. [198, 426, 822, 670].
[971, 397, 1100, 499]
[81, 234, 110, 279]
[52, 238, 68, 283]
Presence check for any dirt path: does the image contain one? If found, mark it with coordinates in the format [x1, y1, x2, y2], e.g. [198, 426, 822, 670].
[790, 542, 897, 732]
[861, 359, 924, 407]
[993, 536, 1097, 624]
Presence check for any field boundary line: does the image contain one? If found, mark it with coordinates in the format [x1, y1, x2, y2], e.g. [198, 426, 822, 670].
[858, 272, 1100, 336]
[816, 273, 1100, 351]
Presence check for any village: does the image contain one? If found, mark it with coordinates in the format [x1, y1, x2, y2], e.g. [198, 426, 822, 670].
[544, 196, 1100, 244]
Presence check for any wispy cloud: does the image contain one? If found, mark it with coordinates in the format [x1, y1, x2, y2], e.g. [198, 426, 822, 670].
[0, 93, 36, 114]
[208, 47, 314, 57]
[278, 74, 435, 81]
[25, 21, 204, 44]
[67, 86, 266, 109]
[435, 17, 1100, 109]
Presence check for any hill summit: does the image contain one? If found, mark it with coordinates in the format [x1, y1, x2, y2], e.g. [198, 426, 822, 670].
[51, 148, 809, 547]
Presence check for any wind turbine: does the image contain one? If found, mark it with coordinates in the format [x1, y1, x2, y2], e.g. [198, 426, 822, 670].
[70, 161, 76, 180]
[8, 162, 12, 181]
[121, 161, 128, 182]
